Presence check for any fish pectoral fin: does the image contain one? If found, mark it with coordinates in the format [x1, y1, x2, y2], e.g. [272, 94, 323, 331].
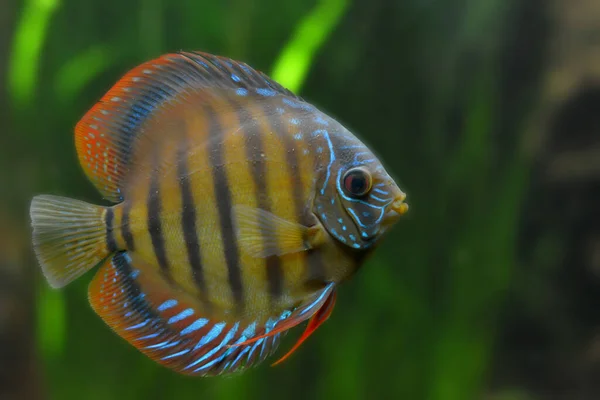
[234, 205, 321, 258]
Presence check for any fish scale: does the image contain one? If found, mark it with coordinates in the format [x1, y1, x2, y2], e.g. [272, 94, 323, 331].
[29, 51, 408, 376]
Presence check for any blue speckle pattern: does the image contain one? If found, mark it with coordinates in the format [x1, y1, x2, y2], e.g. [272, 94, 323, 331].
[282, 97, 313, 111]
[236, 88, 248, 96]
[314, 115, 329, 126]
[255, 88, 276, 97]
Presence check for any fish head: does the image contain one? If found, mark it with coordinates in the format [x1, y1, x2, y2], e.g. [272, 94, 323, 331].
[313, 134, 408, 250]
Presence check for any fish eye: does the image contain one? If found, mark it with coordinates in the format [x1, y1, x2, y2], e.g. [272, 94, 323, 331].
[342, 167, 372, 198]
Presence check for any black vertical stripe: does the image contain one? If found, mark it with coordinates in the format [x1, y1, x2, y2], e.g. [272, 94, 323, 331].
[206, 104, 244, 308]
[105, 208, 118, 252]
[243, 105, 285, 300]
[308, 249, 326, 283]
[277, 112, 327, 282]
[147, 150, 170, 279]
[110, 251, 163, 328]
[177, 140, 208, 302]
[121, 201, 135, 251]
[306, 130, 332, 282]
[278, 115, 307, 224]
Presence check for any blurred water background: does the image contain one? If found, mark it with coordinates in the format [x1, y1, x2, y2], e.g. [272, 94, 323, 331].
[1, 0, 600, 399]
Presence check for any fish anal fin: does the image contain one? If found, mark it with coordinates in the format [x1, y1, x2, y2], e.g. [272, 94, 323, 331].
[88, 252, 285, 376]
[75, 51, 302, 202]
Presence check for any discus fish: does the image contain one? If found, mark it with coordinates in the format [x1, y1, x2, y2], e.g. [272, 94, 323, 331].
[30, 51, 408, 376]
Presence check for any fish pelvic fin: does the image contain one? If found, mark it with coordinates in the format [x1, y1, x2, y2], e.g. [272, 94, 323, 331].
[30, 195, 115, 288]
[271, 289, 337, 366]
[228, 283, 337, 366]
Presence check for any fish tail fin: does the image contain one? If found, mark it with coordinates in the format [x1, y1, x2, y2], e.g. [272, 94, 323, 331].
[30, 195, 115, 288]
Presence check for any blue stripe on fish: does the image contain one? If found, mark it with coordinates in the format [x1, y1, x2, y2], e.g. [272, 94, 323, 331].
[124, 320, 149, 331]
[186, 323, 239, 371]
[193, 322, 226, 351]
[157, 299, 177, 312]
[180, 318, 209, 335]
[161, 349, 190, 360]
[135, 332, 160, 341]
[168, 308, 194, 324]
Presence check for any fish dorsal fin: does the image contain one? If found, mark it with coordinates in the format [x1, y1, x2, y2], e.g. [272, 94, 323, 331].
[75, 51, 303, 202]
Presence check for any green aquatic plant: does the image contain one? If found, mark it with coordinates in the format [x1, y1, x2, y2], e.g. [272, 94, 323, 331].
[271, 0, 348, 93]
[8, 0, 61, 109]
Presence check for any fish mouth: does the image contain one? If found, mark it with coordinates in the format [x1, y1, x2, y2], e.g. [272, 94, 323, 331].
[383, 193, 408, 223]
[391, 192, 409, 215]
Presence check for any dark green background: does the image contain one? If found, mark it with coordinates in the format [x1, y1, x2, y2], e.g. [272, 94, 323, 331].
[2, 0, 598, 399]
